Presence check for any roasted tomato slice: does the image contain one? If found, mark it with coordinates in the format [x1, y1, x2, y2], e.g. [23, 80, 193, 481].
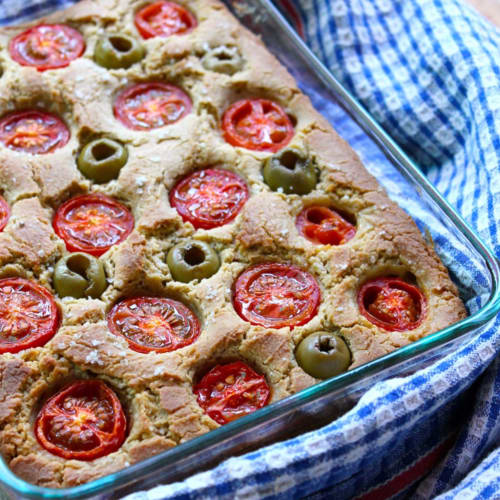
[0, 110, 70, 154]
[296, 206, 356, 245]
[0, 278, 59, 354]
[135, 1, 197, 39]
[9, 24, 85, 71]
[222, 99, 294, 152]
[107, 296, 200, 353]
[233, 263, 320, 329]
[194, 361, 270, 425]
[0, 195, 10, 232]
[35, 380, 126, 461]
[114, 82, 192, 131]
[170, 169, 249, 229]
[53, 194, 134, 257]
[358, 277, 426, 331]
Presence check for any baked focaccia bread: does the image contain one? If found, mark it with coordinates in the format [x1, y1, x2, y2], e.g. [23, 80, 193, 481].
[0, 0, 466, 488]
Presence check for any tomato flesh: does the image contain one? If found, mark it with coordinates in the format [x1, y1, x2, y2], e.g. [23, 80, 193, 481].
[114, 82, 192, 130]
[233, 263, 320, 329]
[194, 361, 270, 425]
[0, 110, 70, 154]
[9, 24, 85, 71]
[358, 277, 426, 331]
[135, 1, 197, 39]
[0, 195, 10, 232]
[296, 206, 356, 245]
[0, 278, 59, 354]
[35, 380, 126, 461]
[170, 169, 249, 229]
[222, 99, 294, 152]
[108, 297, 200, 353]
[53, 194, 134, 257]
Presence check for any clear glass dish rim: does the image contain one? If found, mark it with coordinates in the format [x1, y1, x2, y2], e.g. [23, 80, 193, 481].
[2, 0, 500, 498]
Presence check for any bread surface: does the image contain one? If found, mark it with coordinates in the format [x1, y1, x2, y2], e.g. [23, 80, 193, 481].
[0, 0, 466, 487]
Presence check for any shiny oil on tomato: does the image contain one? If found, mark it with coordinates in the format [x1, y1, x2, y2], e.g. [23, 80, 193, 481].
[114, 82, 192, 130]
[169, 169, 249, 229]
[222, 99, 294, 152]
[135, 1, 197, 39]
[358, 277, 426, 331]
[9, 24, 85, 71]
[194, 361, 270, 425]
[296, 206, 356, 245]
[53, 194, 134, 257]
[233, 263, 321, 329]
[107, 296, 200, 353]
[0, 110, 70, 154]
[35, 380, 126, 461]
[0, 195, 10, 232]
[0, 278, 59, 354]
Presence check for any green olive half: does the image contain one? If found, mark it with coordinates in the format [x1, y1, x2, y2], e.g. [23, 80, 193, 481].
[54, 253, 107, 299]
[295, 332, 351, 379]
[94, 34, 145, 69]
[167, 240, 220, 283]
[263, 148, 317, 195]
[78, 138, 128, 183]
[201, 45, 243, 75]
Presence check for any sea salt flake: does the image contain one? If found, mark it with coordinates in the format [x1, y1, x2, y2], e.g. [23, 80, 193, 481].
[86, 351, 102, 365]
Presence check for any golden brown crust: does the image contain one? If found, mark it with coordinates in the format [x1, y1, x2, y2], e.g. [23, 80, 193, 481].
[0, 0, 466, 488]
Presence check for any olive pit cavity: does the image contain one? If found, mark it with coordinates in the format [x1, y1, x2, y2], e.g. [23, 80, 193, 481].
[184, 245, 206, 266]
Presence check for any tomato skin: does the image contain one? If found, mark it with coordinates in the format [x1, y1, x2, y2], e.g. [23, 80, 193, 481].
[296, 206, 356, 245]
[53, 194, 134, 257]
[107, 296, 200, 353]
[358, 277, 426, 331]
[194, 361, 270, 425]
[35, 380, 126, 461]
[222, 99, 294, 152]
[0, 110, 70, 154]
[0, 195, 10, 232]
[114, 82, 192, 131]
[170, 169, 249, 229]
[9, 24, 85, 71]
[135, 1, 197, 39]
[0, 278, 60, 354]
[233, 263, 321, 329]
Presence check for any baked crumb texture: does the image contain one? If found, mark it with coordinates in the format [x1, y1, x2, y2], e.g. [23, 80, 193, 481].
[0, 0, 466, 488]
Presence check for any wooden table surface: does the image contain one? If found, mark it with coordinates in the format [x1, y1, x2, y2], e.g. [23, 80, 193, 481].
[466, 0, 500, 26]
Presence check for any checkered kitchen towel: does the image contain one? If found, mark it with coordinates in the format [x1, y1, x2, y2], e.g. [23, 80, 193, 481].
[1, 0, 499, 498]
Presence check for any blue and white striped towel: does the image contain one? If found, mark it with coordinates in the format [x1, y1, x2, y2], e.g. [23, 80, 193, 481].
[0, 0, 499, 498]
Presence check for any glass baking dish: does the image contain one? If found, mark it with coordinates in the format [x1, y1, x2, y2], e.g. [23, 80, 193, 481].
[1, 0, 500, 498]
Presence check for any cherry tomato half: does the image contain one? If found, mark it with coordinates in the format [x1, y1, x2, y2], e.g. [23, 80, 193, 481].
[194, 361, 270, 425]
[9, 24, 85, 71]
[107, 296, 200, 353]
[169, 169, 249, 229]
[0, 195, 10, 232]
[0, 278, 59, 354]
[296, 206, 356, 245]
[114, 82, 192, 131]
[53, 194, 134, 257]
[222, 99, 294, 152]
[35, 380, 126, 461]
[358, 277, 426, 331]
[0, 110, 70, 154]
[135, 1, 197, 39]
[233, 263, 320, 329]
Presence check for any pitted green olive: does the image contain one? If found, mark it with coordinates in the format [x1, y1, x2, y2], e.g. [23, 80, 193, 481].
[295, 332, 351, 379]
[167, 240, 220, 283]
[263, 148, 317, 195]
[94, 34, 145, 69]
[77, 138, 128, 183]
[54, 253, 107, 299]
[201, 45, 243, 75]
